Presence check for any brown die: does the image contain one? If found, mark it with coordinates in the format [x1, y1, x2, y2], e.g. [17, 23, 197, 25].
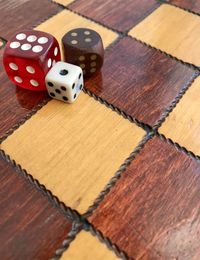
[62, 28, 104, 78]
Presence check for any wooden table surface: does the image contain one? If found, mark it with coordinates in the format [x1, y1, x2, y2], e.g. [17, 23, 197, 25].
[0, 0, 200, 259]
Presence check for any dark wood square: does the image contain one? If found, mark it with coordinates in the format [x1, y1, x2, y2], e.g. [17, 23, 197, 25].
[85, 37, 196, 126]
[68, 0, 160, 32]
[89, 136, 200, 259]
[0, 0, 61, 40]
[0, 156, 72, 259]
[0, 48, 49, 139]
[168, 0, 200, 14]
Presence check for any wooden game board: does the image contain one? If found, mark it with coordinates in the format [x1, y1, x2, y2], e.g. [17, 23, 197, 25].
[1, 0, 200, 259]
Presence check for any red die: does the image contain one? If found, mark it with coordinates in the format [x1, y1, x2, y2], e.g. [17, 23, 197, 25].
[3, 30, 61, 91]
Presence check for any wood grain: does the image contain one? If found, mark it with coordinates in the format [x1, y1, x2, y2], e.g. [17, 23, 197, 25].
[85, 37, 196, 126]
[0, 48, 49, 139]
[0, 0, 61, 40]
[36, 9, 118, 54]
[1, 1, 199, 259]
[89, 136, 200, 259]
[68, 0, 160, 32]
[169, 0, 200, 14]
[61, 231, 118, 260]
[130, 4, 200, 67]
[1, 93, 145, 214]
[0, 155, 72, 260]
[160, 76, 200, 156]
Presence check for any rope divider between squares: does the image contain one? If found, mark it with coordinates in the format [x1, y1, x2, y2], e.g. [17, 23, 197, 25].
[153, 70, 200, 130]
[1, 1, 200, 258]
[157, 0, 200, 17]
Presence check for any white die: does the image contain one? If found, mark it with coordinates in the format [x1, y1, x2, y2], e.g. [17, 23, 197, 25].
[45, 61, 83, 103]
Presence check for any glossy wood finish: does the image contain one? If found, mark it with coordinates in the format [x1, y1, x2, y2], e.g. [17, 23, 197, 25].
[0, 0, 61, 40]
[85, 37, 195, 126]
[89, 136, 200, 259]
[61, 231, 118, 260]
[0, 156, 72, 260]
[1, 93, 145, 213]
[169, 0, 200, 14]
[160, 76, 200, 156]
[130, 4, 200, 67]
[1, 0, 200, 259]
[0, 48, 49, 139]
[68, 0, 160, 32]
[36, 10, 117, 55]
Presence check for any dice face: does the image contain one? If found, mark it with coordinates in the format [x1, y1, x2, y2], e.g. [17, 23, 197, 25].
[45, 62, 83, 103]
[3, 30, 61, 91]
[62, 28, 104, 78]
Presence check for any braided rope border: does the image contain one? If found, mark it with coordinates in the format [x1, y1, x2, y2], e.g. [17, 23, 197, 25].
[1, 2, 200, 259]
[51, 0, 82, 9]
[67, 0, 162, 36]
[83, 132, 153, 218]
[0, 97, 50, 144]
[129, 35, 199, 71]
[49, 2, 200, 258]
[157, 0, 200, 17]
[83, 38, 199, 133]
[153, 70, 199, 130]
[51, 221, 83, 259]
[0, 2, 64, 143]
[32, 1, 64, 29]
[53, 218, 133, 260]
[66, 0, 200, 72]
[1, 0, 199, 146]
[156, 132, 200, 161]
[120, 0, 163, 36]
[84, 221, 133, 260]
[66, 4, 123, 35]
[0, 149, 82, 222]
[51, 121, 153, 259]
[83, 87, 151, 132]
[1, 34, 198, 145]
[0, 7, 122, 145]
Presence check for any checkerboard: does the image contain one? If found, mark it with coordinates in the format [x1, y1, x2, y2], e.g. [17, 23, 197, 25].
[1, 0, 200, 259]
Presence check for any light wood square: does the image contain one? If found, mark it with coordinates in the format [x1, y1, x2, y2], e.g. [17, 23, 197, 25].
[130, 4, 200, 66]
[35, 10, 117, 51]
[61, 231, 118, 260]
[53, 0, 73, 6]
[1, 93, 144, 213]
[160, 77, 200, 156]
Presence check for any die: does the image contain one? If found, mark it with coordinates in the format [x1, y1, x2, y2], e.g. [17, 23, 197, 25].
[62, 28, 104, 78]
[3, 30, 61, 91]
[45, 61, 83, 103]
